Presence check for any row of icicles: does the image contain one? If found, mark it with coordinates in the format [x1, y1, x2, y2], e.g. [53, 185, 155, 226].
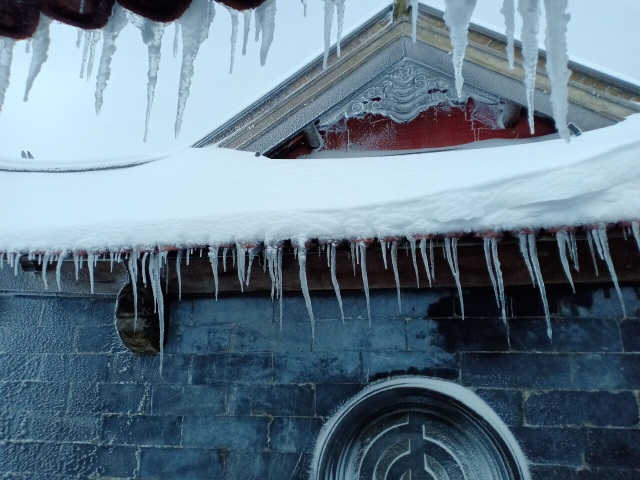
[2, 223, 639, 360]
[0, 0, 572, 143]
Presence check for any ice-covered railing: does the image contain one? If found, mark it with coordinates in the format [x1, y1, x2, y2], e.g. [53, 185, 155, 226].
[0, 0, 575, 141]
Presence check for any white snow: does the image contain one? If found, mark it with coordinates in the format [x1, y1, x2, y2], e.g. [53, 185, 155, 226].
[1, 115, 640, 255]
[443, 0, 477, 98]
[23, 15, 52, 102]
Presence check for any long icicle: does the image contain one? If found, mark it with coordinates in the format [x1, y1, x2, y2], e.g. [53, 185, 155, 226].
[208, 246, 219, 300]
[418, 239, 433, 287]
[444, 236, 464, 319]
[527, 233, 551, 338]
[176, 250, 183, 301]
[586, 230, 599, 276]
[0, 37, 16, 114]
[79, 30, 90, 78]
[23, 15, 53, 102]
[409, 238, 420, 288]
[518, 0, 541, 134]
[556, 230, 575, 293]
[518, 232, 537, 287]
[41, 252, 50, 290]
[390, 241, 402, 312]
[323, 0, 334, 69]
[257, 0, 277, 66]
[491, 237, 507, 324]
[632, 221, 640, 253]
[483, 237, 499, 307]
[358, 243, 371, 325]
[149, 252, 166, 374]
[242, 10, 251, 55]
[95, 5, 128, 114]
[56, 251, 68, 292]
[595, 225, 626, 317]
[297, 242, 315, 344]
[443, 0, 477, 98]
[86, 29, 101, 81]
[227, 7, 239, 73]
[329, 243, 345, 322]
[410, 0, 419, 42]
[500, 0, 515, 68]
[127, 252, 139, 328]
[335, 0, 345, 57]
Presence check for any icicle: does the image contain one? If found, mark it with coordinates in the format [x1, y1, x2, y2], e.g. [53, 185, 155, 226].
[358, 243, 371, 325]
[254, 3, 263, 42]
[109, 252, 115, 272]
[518, 0, 541, 134]
[0, 253, 4, 269]
[444, 237, 464, 319]
[491, 238, 507, 324]
[41, 252, 51, 290]
[556, 230, 575, 292]
[569, 230, 579, 272]
[410, 0, 419, 42]
[227, 7, 239, 74]
[527, 233, 551, 338]
[222, 247, 228, 272]
[409, 238, 420, 288]
[257, 0, 276, 66]
[125, 252, 139, 328]
[500, 0, 515, 68]
[208, 246, 219, 300]
[148, 252, 166, 374]
[246, 247, 258, 287]
[276, 246, 283, 324]
[594, 226, 626, 317]
[0, 37, 16, 114]
[297, 243, 315, 343]
[586, 231, 599, 276]
[76, 29, 82, 48]
[87, 253, 96, 294]
[173, 22, 181, 58]
[23, 15, 52, 102]
[380, 239, 388, 269]
[301, 0, 308, 17]
[176, 250, 183, 301]
[329, 243, 344, 322]
[335, 0, 345, 57]
[418, 239, 433, 287]
[73, 253, 80, 281]
[186, 249, 191, 266]
[13, 253, 19, 276]
[483, 238, 499, 306]
[175, 0, 214, 137]
[86, 29, 101, 81]
[390, 242, 402, 312]
[267, 246, 277, 301]
[443, 0, 477, 98]
[349, 241, 357, 275]
[236, 245, 246, 292]
[141, 252, 149, 286]
[429, 239, 435, 281]
[79, 30, 90, 78]
[590, 229, 605, 260]
[95, 5, 127, 115]
[632, 221, 640, 253]
[518, 232, 536, 286]
[232, 248, 236, 268]
[242, 10, 251, 55]
[125, 11, 165, 142]
[323, 0, 334, 69]
[543, 0, 571, 141]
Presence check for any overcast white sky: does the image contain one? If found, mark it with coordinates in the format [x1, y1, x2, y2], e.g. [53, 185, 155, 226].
[0, 0, 638, 162]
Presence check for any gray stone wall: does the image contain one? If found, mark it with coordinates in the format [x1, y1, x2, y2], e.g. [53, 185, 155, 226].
[0, 285, 639, 479]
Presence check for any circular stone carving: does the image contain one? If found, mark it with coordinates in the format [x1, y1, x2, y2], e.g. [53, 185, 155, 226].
[311, 377, 530, 480]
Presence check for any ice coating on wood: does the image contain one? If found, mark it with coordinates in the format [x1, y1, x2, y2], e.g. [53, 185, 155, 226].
[444, 236, 464, 319]
[126, 11, 165, 142]
[0, 37, 15, 115]
[323, 0, 335, 69]
[329, 243, 344, 322]
[409, 238, 420, 288]
[173, 22, 181, 58]
[175, 0, 213, 137]
[358, 243, 371, 325]
[79, 30, 90, 78]
[95, 5, 128, 115]
[227, 7, 239, 74]
[410, 0, 419, 42]
[518, 0, 541, 134]
[500, 0, 515, 69]
[443, 0, 477, 98]
[632, 221, 640, 253]
[256, 0, 276, 66]
[527, 233, 551, 338]
[242, 10, 251, 55]
[418, 239, 433, 287]
[543, 0, 571, 142]
[208, 246, 219, 300]
[297, 244, 315, 341]
[23, 15, 52, 102]
[335, 0, 345, 57]
[556, 230, 575, 292]
[594, 225, 626, 317]
[86, 29, 101, 81]
[391, 241, 402, 311]
[518, 232, 536, 286]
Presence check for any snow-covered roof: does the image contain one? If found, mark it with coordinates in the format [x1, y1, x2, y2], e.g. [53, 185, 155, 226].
[2, 113, 639, 255]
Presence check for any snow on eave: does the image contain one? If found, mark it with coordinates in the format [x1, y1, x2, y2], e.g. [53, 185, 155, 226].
[1, 114, 640, 255]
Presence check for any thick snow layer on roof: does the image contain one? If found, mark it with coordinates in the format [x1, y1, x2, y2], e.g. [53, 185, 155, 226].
[1, 114, 640, 254]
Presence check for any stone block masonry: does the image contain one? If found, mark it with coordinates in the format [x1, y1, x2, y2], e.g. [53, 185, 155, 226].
[0, 285, 638, 479]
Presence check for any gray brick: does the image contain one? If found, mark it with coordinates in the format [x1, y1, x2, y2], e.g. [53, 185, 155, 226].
[68, 382, 147, 414]
[274, 351, 362, 384]
[512, 427, 585, 466]
[530, 465, 577, 480]
[411, 317, 509, 352]
[461, 353, 572, 389]
[0, 354, 40, 381]
[0, 441, 63, 475]
[223, 451, 312, 480]
[38, 354, 110, 383]
[0, 381, 67, 412]
[571, 354, 640, 390]
[526, 391, 639, 427]
[110, 353, 191, 384]
[170, 299, 193, 325]
[585, 429, 640, 469]
[139, 447, 223, 479]
[192, 295, 273, 324]
[192, 353, 272, 384]
[24, 413, 101, 442]
[366, 289, 447, 320]
[227, 384, 315, 416]
[576, 467, 640, 480]
[182, 416, 270, 449]
[230, 321, 313, 352]
[152, 384, 226, 416]
[510, 317, 622, 352]
[60, 444, 138, 478]
[0, 325, 73, 354]
[270, 417, 324, 452]
[364, 350, 457, 383]
[0, 296, 46, 325]
[621, 319, 640, 352]
[314, 318, 406, 351]
[281, 292, 361, 322]
[315, 383, 362, 417]
[474, 389, 523, 426]
[556, 287, 639, 318]
[75, 324, 125, 353]
[164, 324, 229, 354]
[102, 414, 182, 446]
